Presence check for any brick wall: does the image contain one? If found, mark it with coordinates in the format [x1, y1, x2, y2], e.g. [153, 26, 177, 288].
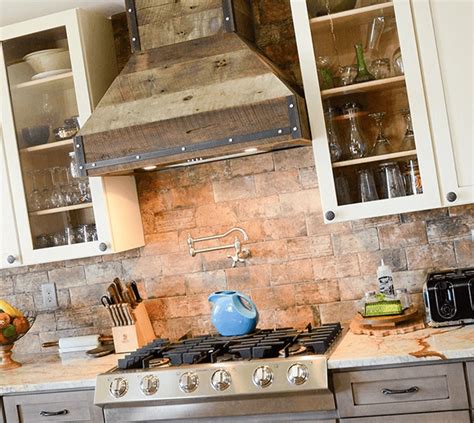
[1, 148, 472, 352]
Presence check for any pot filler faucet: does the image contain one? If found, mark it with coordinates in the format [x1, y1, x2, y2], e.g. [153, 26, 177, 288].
[187, 227, 251, 267]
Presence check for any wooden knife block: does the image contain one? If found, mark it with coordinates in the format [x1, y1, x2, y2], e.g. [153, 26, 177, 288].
[112, 302, 155, 353]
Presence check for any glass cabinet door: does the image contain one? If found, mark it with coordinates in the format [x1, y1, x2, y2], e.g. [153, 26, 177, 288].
[1, 26, 98, 253]
[292, 0, 441, 222]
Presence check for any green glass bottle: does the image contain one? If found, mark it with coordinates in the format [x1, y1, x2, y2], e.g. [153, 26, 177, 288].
[354, 43, 375, 83]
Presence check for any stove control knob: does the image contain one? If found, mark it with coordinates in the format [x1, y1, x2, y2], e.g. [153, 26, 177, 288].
[287, 363, 309, 385]
[109, 377, 128, 398]
[253, 366, 273, 388]
[211, 369, 231, 391]
[179, 372, 199, 393]
[140, 375, 159, 396]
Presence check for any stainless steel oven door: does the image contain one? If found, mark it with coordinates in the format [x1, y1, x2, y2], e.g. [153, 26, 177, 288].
[103, 390, 336, 422]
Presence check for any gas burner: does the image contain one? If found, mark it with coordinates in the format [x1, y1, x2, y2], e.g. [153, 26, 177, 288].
[115, 323, 342, 370]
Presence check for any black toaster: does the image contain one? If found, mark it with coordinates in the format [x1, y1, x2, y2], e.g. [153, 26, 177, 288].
[423, 268, 474, 327]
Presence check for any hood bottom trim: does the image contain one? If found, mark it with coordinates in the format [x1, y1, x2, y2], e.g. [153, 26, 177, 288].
[75, 125, 299, 176]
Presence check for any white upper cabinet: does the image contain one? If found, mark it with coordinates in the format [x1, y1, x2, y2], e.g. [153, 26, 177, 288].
[0, 9, 144, 267]
[411, 0, 474, 206]
[290, 0, 441, 223]
[0, 125, 21, 268]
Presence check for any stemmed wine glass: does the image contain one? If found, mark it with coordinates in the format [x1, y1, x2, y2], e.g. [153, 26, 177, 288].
[28, 170, 42, 211]
[368, 112, 393, 156]
[49, 167, 65, 208]
[38, 169, 52, 210]
[401, 108, 416, 150]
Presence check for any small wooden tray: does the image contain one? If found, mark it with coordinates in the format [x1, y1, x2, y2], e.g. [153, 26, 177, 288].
[350, 306, 426, 336]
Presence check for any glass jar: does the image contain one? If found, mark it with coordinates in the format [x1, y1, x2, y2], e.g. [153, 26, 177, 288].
[377, 162, 406, 199]
[404, 159, 423, 195]
[395, 288, 411, 309]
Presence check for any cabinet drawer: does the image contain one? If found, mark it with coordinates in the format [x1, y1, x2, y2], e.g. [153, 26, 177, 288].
[340, 410, 471, 423]
[3, 390, 103, 423]
[333, 363, 469, 418]
[467, 362, 474, 409]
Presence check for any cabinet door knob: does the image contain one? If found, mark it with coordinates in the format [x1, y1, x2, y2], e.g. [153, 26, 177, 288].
[446, 192, 457, 202]
[325, 211, 335, 221]
[99, 242, 108, 252]
[6, 255, 16, 264]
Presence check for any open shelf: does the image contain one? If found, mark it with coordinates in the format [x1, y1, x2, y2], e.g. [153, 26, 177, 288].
[310, 2, 395, 31]
[321, 75, 405, 99]
[29, 202, 92, 216]
[332, 149, 417, 168]
[13, 71, 73, 90]
[20, 138, 73, 153]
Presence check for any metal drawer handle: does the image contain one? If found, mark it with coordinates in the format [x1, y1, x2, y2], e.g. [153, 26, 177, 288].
[39, 409, 69, 417]
[382, 386, 419, 395]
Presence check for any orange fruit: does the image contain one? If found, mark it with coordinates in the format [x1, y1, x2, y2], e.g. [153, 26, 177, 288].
[0, 313, 10, 329]
[12, 317, 29, 334]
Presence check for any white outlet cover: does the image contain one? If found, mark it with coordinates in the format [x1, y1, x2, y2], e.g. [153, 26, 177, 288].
[41, 282, 58, 309]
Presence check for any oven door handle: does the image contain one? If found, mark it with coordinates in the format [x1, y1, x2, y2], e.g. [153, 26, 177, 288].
[39, 409, 69, 417]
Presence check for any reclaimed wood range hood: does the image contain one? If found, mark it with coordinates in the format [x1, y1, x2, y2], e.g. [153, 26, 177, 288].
[75, 0, 311, 176]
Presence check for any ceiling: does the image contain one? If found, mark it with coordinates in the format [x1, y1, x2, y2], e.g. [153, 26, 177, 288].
[0, 0, 125, 27]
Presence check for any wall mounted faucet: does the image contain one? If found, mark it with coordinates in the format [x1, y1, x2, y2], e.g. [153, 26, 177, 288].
[187, 227, 251, 267]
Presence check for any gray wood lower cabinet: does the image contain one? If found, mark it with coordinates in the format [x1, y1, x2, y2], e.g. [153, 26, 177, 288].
[340, 410, 471, 423]
[467, 362, 474, 410]
[2, 390, 103, 423]
[0, 397, 5, 423]
[333, 363, 469, 419]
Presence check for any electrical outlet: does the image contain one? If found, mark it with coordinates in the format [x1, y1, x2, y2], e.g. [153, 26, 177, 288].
[42, 283, 58, 309]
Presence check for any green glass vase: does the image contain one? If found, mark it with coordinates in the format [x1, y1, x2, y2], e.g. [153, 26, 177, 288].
[354, 43, 375, 83]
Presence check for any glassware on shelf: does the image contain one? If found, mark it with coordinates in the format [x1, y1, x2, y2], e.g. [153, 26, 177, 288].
[35, 234, 52, 249]
[69, 152, 91, 203]
[316, 56, 335, 90]
[325, 107, 343, 162]
[371, 58, 391, 80]
[49, 167, 65, 208]
[38, 169, 52, 210]
[354, 43, 375, 83]
[395, 288, 411, 309]
[401, 108, 416, 150]
[335, 173, 352, 205]
[345, 103, 368, 159]
[41, 92, 57, 140]
[368, 112, 393, 156]
[358, 168, 379, 202]
[404, 159, 423, 195]
[377, 162, 406, 199]
[392, 47, 404, 76]
[28, 170, 43, 211]
[337, 65, 357, 87]
[52, 231, 66, 247]
[365, 16, 385, 75]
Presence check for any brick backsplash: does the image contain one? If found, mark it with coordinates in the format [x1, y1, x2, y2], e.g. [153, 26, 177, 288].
[1, 147, 472, 353]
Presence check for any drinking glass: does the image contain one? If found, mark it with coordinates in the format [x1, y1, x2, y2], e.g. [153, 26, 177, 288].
[38, 169, 52, 210]
[404, 159, 423, 195]
[345, 104, 368, 159]
[65, 226, 75, 245]
[401, 108, 416, 150]
[365, 16, 385, 75]
[368, 112, 393, 156]
[52, 232, 66, 247]
[392, 47, 404, 76]
[74, 226, 86, 244]
[371, 58, 391, 80]
[358, 168, 379, 202]
[377, 162, 406, 199]
[49, 167, 65, 208]
[338, 65, 357, 86]
[335, 173, 352, 205]
[325, 107, 343, 162]
[35, 234, 51, 249]
[28, 170, 42, 211]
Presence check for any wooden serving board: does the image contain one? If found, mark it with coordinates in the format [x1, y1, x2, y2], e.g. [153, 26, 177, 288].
[350, 306, 426, 336]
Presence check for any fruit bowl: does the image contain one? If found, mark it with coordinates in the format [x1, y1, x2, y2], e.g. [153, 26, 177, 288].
[0, 301, 36, 370]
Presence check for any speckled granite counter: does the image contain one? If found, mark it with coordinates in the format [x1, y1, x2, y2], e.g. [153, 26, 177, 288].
[0, 352, 121, 394]
[328, 324, 474, 370]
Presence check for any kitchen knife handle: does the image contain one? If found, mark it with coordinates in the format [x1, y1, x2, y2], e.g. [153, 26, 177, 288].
[381, 386, 419, 395]
[40, 409, 69, 417]
[130, 280, 142, 302]
[42, 341, 59, 348]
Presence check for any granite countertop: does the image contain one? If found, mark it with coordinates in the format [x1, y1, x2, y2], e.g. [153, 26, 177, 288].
[0, 352, 121, 395]
[328, 324, 474, 370]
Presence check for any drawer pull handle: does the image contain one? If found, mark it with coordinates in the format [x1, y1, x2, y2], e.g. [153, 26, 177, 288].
[382, 386, 419, 395]
[39, 409, 69, 417]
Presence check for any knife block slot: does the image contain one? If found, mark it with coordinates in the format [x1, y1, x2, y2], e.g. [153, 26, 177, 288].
[112, 302, 155, 353]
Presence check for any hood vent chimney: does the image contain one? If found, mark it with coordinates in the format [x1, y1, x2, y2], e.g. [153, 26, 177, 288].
[75, 0, 310, 176]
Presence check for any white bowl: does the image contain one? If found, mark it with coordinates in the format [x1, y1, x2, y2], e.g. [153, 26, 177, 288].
[23, 48, 71, 74]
